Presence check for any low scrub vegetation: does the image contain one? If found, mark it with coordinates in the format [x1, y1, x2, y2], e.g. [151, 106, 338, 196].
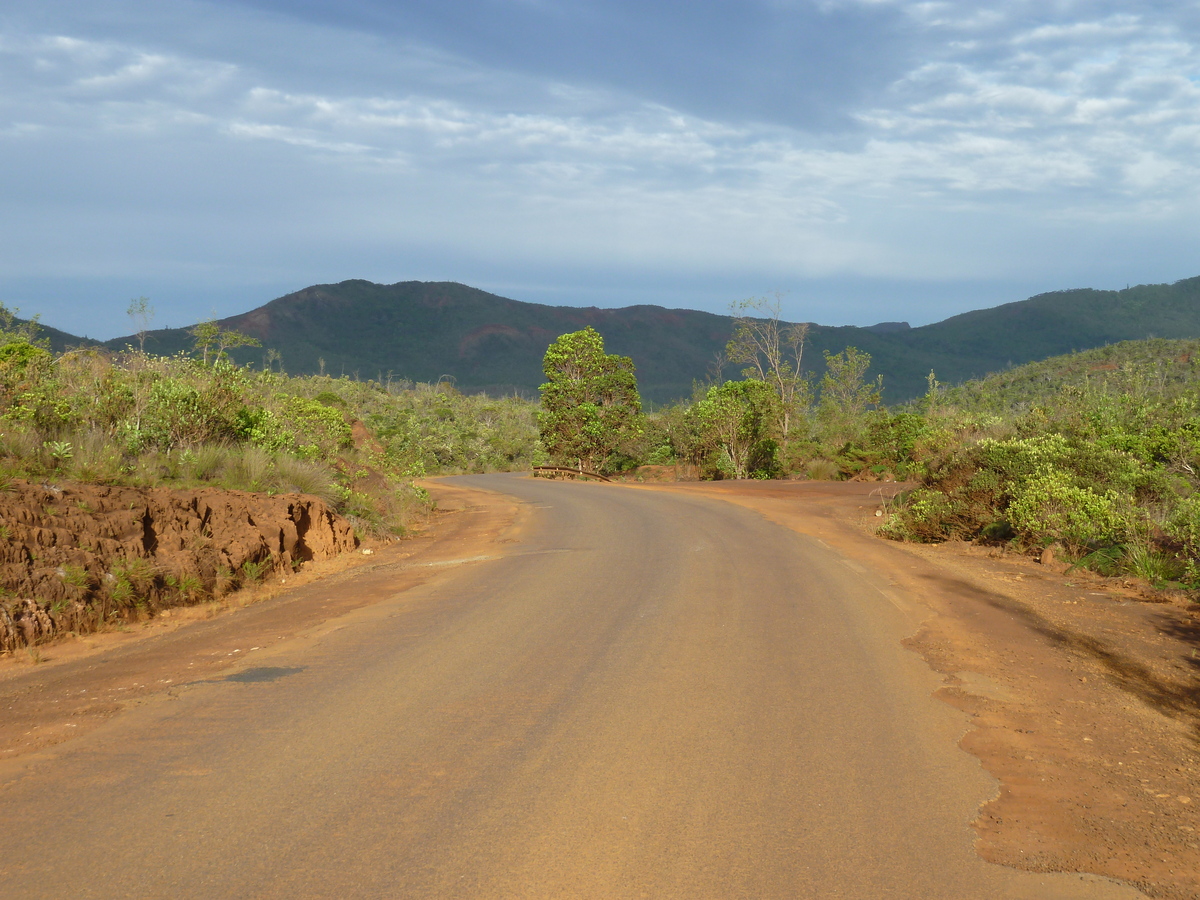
[0, 304, 543, 647]
[878, 343, 1200, 590]
[0, 306, 538, 543]
[538, 304, 1200, 593]
[5, 293, 1198, 623]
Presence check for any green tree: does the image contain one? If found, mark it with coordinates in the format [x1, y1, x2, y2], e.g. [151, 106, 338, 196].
[689, 379, 781, 479]
[190, 319, 262, 366]
[538, 327, 642, 473]
[819, 347, 883, 432]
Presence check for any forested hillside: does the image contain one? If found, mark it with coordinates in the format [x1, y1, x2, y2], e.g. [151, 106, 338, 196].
[80, 276, 1200, 404]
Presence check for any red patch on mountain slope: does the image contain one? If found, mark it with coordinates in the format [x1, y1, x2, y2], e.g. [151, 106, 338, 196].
[457, 324, 526, 358]
[229, 308, 273, 340]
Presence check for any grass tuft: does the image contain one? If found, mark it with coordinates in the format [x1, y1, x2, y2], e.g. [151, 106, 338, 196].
[805, 458, 840, 481]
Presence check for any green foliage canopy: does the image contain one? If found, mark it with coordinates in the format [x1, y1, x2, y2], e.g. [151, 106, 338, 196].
[687, 379, 781, 479]
[819, 347, 883, 427]
[538, 327, 643, 473]
[190, 319, 262, 366]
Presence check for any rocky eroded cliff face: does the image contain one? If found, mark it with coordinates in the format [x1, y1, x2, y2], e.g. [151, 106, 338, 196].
[0, 480, 358, 651]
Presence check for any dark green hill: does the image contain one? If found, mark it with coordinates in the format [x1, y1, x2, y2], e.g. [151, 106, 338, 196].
[2, 318, 101, 354]
[110, 281, 736, 404]
[90, 274, 1200, 405]
[787, 276, 1200, 401]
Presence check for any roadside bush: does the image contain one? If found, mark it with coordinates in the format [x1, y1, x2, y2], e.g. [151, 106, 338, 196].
[882, 431, 1154, 558]
[1165, 495, 1200, 585]
[234, 396, 350, 459]
[851, 411, 931, 479]
[880, 488, 955, 542]
[134, 377, 239, 452]
[1006, 471, 1135, 553]
[278, 396, 353, 457]
[1123, 543, 1188, 587]
[805, 458, 840, 481]
[688, 379, 781, 479]
[368, 386, 538, 475]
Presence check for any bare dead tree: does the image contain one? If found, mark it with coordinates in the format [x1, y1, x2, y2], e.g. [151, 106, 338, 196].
[726, 293, 812, 437]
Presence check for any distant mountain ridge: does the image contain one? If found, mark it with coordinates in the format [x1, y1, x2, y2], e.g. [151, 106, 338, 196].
[49, 274, 1200, 404]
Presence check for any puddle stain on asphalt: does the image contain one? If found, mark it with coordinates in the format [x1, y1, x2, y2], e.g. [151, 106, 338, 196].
[222, 666, 307, 684]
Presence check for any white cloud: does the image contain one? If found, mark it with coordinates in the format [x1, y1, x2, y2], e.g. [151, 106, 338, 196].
[3, 0, 1200, 334]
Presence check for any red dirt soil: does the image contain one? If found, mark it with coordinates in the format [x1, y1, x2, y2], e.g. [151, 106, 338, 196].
[0, 479, 525, 764]
[0, 479, 357, 651]
[642, 480, 1199, 900]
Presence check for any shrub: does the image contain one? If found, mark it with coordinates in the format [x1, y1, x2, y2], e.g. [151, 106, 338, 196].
[1007, 471, 1134, 553]
[1123, 544, 1187, 586]
[858, 412, 930, 477]
[276, 396, 352, 458]
[164, 571, 205, 602]
[131, 374, 241, 452]
[1165, 495, 1200, 585]
[59, 564, 91, 588]
[313, 391, 346, 407]
[1165, 494, 1200, 554]
[880, 488, 955, 542]
[240, 559, 269, 584]
[806, 458, 840, 481]
[106, 557, 158, 611]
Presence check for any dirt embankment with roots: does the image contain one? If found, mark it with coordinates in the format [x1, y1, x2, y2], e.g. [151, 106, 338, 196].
[0, 479, 358, 651]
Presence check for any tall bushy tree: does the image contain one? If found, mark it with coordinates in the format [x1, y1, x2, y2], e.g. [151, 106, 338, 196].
[689, 379, 781, 479]
[538, 327, 642, 473]
[819, 347, 883, 435]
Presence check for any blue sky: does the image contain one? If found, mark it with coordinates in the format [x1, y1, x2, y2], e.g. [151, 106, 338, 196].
[2, 0, 1199, 338]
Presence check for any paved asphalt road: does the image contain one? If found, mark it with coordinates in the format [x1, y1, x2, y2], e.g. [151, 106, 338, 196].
[0, 474, 1141, 899]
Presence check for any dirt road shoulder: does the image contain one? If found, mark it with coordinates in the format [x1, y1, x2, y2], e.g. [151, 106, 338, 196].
[635, 479, 1200, 900]
[0, 479, 526, 765]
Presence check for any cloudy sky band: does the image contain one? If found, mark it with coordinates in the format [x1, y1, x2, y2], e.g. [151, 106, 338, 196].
[2, 0, 1198, 336]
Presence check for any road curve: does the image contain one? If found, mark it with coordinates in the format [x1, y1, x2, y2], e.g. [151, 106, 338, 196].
[0, 474, 1141, 899]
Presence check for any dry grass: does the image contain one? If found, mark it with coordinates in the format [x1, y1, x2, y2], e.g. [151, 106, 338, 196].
[805, 458, 840, 481]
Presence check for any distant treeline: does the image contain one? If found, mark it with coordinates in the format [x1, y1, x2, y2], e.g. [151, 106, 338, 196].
[534, 305, 1200, 592]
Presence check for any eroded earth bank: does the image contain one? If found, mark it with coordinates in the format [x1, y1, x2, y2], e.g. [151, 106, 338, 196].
[0, 479, 358, 651]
